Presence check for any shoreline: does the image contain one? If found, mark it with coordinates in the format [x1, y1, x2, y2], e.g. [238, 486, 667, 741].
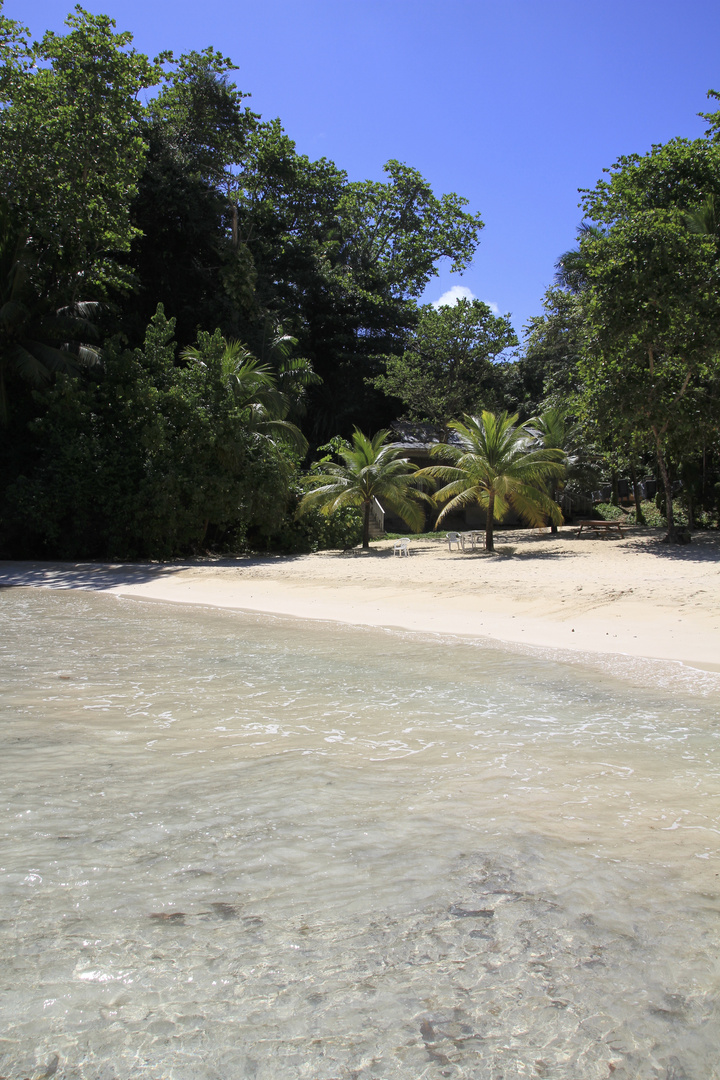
[3, 525, 720, 670]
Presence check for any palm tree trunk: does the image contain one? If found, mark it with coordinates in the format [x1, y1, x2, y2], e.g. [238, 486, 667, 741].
[485, 492, 495, 552]
[550, 485, 558, 534]
[362, 500, 371, 549]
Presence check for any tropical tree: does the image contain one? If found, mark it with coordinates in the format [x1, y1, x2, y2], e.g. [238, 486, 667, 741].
[418, 411, 565, 552]
[373, 297, 517, 438]
[0, 207, 101, 423]
[182, 332, 318, 455]
[533, 405, 596, 534]
[124, 47, 257, 346]
[554, 222, 606, 294]
[1, 307, 292, 560]
[232, 136, 485, 436]
[0, 8, 161, 304]
[299, 429, 431, 548]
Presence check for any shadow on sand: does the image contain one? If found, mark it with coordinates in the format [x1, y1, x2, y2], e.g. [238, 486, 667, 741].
[620, 532, 720, 564]
[0, 553, 309, 592]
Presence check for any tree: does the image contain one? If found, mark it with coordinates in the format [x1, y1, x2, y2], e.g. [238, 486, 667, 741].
[578, 136, 720, 541]
[182, 331, 318, 456]
[1, 308, 293, 559]
[0, 205, 101, 423]
[234, 136, 485, 437]
[373, 297, 517, 438]
[554, 223, 606, 294]
[121, 47, 258, 346]
[299, 429, 431, 548]
[0, 7, 161, 304]
[417, 411, 564, 552]
[335, 160, 483, 299]
[533, 405, 598, 532]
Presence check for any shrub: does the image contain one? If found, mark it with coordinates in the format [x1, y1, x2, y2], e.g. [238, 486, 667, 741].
[259, 486, 362, 553]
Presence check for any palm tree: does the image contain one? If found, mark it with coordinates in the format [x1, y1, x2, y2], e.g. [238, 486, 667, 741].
[554, 221, 606, 294]
[299, 429, 431, 549]
[183, 338, 315, 455]
[257, 327, 321, 425]
[532, 405, 581, 534]
[418, 411, 566, 552]
[685, 193, 719, 238]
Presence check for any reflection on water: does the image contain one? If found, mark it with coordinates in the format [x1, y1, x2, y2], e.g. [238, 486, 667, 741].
[1, 587, 719, 1080]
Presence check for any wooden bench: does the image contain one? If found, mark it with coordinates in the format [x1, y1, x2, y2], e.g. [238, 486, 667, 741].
[576, 519, 625, 538]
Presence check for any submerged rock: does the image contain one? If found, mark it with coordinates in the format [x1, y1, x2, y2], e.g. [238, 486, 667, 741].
[449, 905, 494, 918]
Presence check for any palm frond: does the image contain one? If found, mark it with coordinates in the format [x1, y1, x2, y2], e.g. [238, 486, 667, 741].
[300, 427, 429, 543]
[435, 486, 488, 524]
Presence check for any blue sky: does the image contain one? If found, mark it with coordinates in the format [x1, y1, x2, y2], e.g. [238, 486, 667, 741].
[15, 0, 720, 340]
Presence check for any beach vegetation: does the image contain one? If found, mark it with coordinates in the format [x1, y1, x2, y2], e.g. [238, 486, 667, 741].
[0, 8, 487, 558]
[264, 493, 362, 553]
[418, 411, 565, 552]
[0, 8, 162, 304]
[299, 429, 432, 549]
[533, 404, 600, 534]
[181, 332, 318, 458]
[1, 308, 293, 559]
[575, 135, 720, 542]
[3, 6, 720, 557]
[372, 297, 517, 440]
[0, 205, 103, 425]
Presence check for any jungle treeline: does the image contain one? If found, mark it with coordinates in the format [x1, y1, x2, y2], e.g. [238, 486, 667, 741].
[1, 8, 719, 558]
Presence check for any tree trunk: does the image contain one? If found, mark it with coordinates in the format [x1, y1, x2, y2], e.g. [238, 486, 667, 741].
[651, 424, 677, 542]
[629, 460, 646, 525]
[362, 500, 371, 549]
[550, 485, 558, 534]
[610, 469, 620, 507]
[485, 492, 495, 552]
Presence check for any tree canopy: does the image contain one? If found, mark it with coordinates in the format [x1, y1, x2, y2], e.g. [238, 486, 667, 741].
[2, 7, 720, 558]
[577, 136, 720, 539]
[417, 412, 565, 551]
[373, 297, 517, 438]
[0, 7, 161, 302]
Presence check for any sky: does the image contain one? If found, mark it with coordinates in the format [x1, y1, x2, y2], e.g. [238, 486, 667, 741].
[14, 0, 720, 339]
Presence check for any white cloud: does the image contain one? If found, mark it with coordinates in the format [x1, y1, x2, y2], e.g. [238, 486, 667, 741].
[432, 286, 499, 314]
[432, 285, 476, 309]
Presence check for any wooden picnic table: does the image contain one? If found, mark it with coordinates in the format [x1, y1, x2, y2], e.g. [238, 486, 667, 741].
[576, 519, 625, 538]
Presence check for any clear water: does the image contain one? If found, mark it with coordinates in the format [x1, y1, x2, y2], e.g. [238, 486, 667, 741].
[1, 587, 719, 1080]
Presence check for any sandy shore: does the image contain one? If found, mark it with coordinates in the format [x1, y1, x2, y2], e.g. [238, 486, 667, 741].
[2, 525, 719, 669]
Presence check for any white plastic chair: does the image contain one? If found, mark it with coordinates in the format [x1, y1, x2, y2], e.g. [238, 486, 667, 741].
[446, 531, 461, 551]
[393, 537, 410, 557]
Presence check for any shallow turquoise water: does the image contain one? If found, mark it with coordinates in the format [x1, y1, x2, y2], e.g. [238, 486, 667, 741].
[1, 587, 719, 1080]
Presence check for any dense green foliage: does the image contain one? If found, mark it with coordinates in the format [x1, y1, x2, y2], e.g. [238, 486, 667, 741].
[299, 429, 431, 548]
[417, 412, 565, 552]
[0, 9, 161, 302]
[2, 6, 720, 558]
[0, 7, 482, 558]
[576, 136, 720, 539]
[373, 297, 517, 437]
[1, 309, 294, 558]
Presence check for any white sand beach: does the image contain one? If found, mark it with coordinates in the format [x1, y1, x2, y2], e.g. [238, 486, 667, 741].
[3, 525, 719, 669]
